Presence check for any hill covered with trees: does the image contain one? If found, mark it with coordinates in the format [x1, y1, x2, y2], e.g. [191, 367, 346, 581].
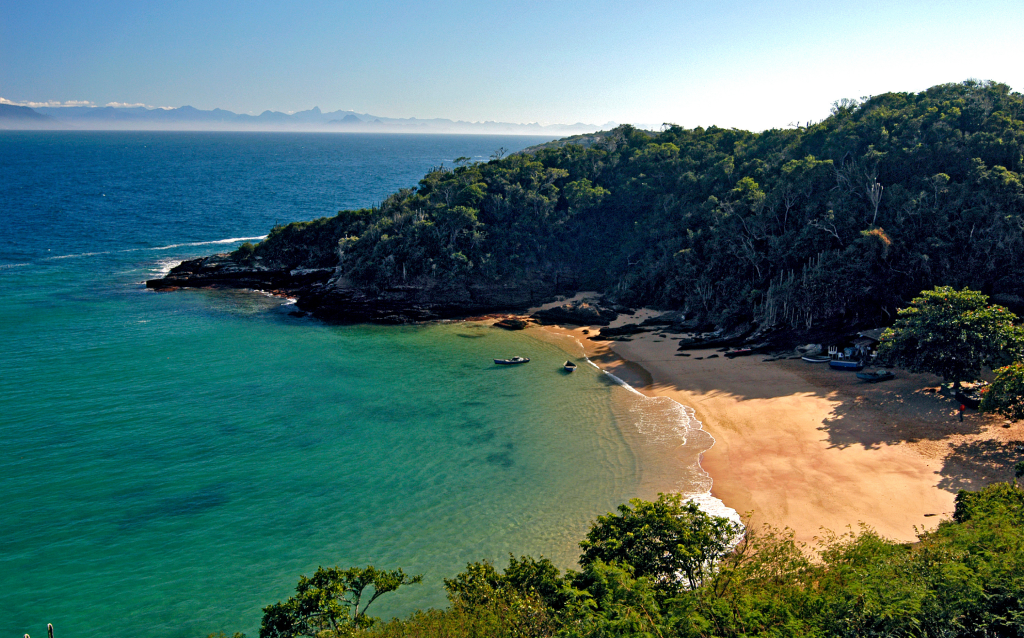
[155, 80, 1024, 333]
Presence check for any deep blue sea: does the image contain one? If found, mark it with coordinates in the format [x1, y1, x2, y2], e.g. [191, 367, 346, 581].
[0, 132, 714, 638]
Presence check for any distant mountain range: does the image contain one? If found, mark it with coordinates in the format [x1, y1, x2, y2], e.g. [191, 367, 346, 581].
[0, 103, 612, 135]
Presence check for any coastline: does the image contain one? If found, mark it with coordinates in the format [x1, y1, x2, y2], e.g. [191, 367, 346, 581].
[514, 300, 1024, 545]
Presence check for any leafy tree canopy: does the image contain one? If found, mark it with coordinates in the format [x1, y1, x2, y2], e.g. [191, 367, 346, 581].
[578, 492, 741, 593]
[259, 566, 421, 638]
[879, 286, 1024, 389]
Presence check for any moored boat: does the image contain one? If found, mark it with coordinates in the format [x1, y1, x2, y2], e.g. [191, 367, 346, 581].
[802, 355, 831, 363]
[856, 370, 895, 383]
[494, 356, 530, 365]
[829, 359, 864, 371]
[564, 360, 577, 372]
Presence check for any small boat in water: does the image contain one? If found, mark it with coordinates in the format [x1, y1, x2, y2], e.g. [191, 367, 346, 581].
[494, 356, 530, 365]
[829, 359, 864, 371]
[564, 360, 577, 372]
[857, 370, 895, 383]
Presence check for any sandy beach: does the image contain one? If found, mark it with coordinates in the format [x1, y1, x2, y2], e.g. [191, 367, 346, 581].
[517, 300, 1024, 545]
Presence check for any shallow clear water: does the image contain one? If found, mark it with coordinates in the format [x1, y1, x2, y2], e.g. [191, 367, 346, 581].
[0, 132, 718, 638]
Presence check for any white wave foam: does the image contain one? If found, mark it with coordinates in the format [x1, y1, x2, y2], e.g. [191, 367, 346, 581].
[256, 290, 298, 305]
[151, 258, 183, 278]
[552, 328, 742, 525]
[601, 369, 646, 396]
[150, 236, 266, 251]
[0, 263, 30, 270]
[42, 236, 267, 261]
[47, 251, 111, 260]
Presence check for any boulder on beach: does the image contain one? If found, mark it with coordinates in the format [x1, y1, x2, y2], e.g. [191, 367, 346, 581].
[531, 301, 617, 326]
[493, 317, 530, 330]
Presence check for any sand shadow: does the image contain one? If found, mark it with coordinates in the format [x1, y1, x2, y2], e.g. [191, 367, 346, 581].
[817, 383, 986, 450]
[936, 439, 1024, 492]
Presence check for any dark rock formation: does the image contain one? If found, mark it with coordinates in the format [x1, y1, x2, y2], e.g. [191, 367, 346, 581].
[676, 322, 758, 350]
[146, 253, 332, 290]
[147, 254, 570, 324]
[597, 323, 650, 337]
[530, 301, 617, 326]
[493, 317, 531, 330]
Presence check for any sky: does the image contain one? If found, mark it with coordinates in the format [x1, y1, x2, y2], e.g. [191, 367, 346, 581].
[2, 0, 1023, 131]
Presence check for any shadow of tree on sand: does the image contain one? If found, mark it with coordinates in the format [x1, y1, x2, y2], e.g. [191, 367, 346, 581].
[817, 384, 985, 450]
[937, 439, 1024, 492]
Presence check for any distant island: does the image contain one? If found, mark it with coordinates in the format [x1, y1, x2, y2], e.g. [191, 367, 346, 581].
[148, 80, 1024, 349]
[0, 102, 613, 135]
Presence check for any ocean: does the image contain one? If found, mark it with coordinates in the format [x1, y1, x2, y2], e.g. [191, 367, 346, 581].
[0, 131, 723, 638]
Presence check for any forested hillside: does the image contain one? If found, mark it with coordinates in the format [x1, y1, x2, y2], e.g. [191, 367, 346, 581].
[249, 80, 1024, 329]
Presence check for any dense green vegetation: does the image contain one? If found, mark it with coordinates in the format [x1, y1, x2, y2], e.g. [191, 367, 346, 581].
[253, 484, 1024, 638]
[981, 362, 1024, 420]
[248, 80, 1024, 329]
[879, 286, 1024, 390]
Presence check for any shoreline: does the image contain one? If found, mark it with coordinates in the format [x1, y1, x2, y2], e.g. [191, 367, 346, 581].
[529, 323, 741, 524]
[162, 279, 1021, 545]
[508, 299, 1024, 545]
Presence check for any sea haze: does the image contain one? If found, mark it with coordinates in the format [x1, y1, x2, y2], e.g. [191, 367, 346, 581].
[0, 131, 715, 638]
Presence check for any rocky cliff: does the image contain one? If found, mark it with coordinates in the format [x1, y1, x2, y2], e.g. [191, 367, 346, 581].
[147, 254, 576, 323]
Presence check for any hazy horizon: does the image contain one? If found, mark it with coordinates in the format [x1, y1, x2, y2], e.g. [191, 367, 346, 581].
[2, 0, 1023, 132]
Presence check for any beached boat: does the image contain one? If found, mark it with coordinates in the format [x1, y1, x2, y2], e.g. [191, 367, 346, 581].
[829, 359, 863, 371]
[856, 370, 895, 383]
[802, 355, 832, 363]
[494, 356, 530, 365]
[564, 360, 577, 372]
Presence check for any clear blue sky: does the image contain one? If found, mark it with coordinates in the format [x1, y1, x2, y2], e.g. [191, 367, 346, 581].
[2, 0, 1023, 131]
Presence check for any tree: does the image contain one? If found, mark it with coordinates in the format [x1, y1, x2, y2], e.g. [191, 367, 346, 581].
[980, 362, 1024, 421]
[578, 493, 741, 593]
[878, 287, 1024, 391]
[259, 566, 421, 638]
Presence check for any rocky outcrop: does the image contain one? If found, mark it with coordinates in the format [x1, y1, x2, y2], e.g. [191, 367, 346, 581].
[493, 317, 531, 330]
[146, 254, 331, 290]
[676, 322, 759, 350]
[597, 323, 651, 337]
[147, 254, 574, 324]
[297, 278, 563, 323]
[530, 301, 618, 326]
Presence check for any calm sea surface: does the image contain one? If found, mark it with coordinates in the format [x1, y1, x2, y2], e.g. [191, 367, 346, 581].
[0, 132, 718, 638]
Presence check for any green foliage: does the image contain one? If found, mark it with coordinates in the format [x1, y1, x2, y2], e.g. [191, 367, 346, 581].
[578, 493, 741, 593]
[244, 81, 1024, 326]
[953, 480, 1024, 523]
[267, 485, 1024, 637]
[878, 286, 1024, 388]
[980, 362, 1024, 421]
[260, 566, 421, 638]
[234, 242, 256, 264]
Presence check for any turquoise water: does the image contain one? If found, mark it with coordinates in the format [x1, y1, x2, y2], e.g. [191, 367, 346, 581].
[0, 132, 715, 638]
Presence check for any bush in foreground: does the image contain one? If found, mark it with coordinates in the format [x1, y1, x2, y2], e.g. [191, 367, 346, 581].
[261, 484, 1024, 637]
